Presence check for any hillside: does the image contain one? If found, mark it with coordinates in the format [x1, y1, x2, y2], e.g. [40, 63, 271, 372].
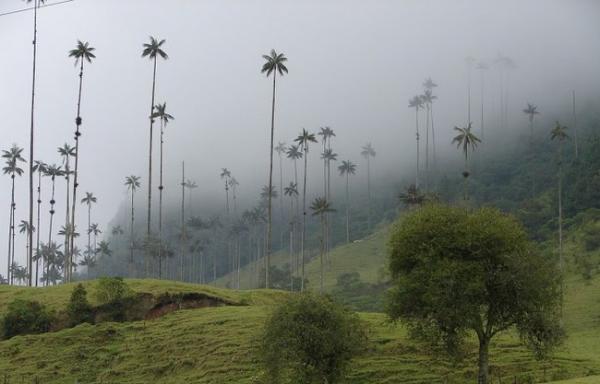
[0, 273, 599, 383]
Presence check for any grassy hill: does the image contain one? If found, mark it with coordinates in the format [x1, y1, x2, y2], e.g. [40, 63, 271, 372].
[0, 272, 599, 383]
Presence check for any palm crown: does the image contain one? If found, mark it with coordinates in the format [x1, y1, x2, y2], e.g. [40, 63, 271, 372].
[361, 143, 376, 158]
[408, 95, 424, 110]
[89, 223, 101, 236]
[125, 175, 141, 191]
[321, 148, 338, 162]
[261, 49, 288, 77]
[44, 164, 63, 179]
[338, 160, 357, 176]
[81, 192, 97, 206]
[551, 122, 569, 142]
[310, 197, 335, 216]
[220, 168, 231, 179]
[142, 37, 168, 60]
[523, 103, 540, 122]
[452, 122, 481, 160]
[2, 145, 26, 176]
[421, 89, 437, 105]
[286, 145, 303, 160]
[294, 129, 317, 151]
[423, 77, 438, 90]
[261, 185, 278, 200]
[151, 102, 175, 125]
[274, 142, 287, 155]
[284, 182, 299, 197]
[318, 126, 336, 142]
[68, 40, 96, 66]
[19, 220, 35, 234]
[33, 160, 47, 174]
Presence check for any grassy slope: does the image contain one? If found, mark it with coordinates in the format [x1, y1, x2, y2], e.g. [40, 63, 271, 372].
[215, 225, 390, 291]
[0, 274, 598, 383]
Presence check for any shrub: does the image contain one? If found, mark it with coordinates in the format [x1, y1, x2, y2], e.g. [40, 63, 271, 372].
[67, 283, 94, 326]
[260, 293, 367, 383]
[2, 299, 53, 339]
[94, 277, 131, 322]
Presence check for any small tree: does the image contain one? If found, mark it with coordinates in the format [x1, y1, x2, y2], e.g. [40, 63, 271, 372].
[260, 293, 367, 383]
[67, 283, 93, 326]
[386, 204, 563, 384]
[2, 299, 53, 339]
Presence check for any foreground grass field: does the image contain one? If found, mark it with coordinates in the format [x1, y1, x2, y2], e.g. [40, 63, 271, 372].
[0, 273, 599, 383]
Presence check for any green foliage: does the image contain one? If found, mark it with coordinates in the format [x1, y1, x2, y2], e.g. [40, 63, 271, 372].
[94, 277, 131, 322]
[386, 204, 564, 371]
[1, 299, 53, 339]
[66, 283, 93, 327]
[260, 293, 368, 383]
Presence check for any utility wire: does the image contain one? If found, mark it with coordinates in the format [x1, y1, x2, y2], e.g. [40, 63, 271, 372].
[0, 0, 74, 17]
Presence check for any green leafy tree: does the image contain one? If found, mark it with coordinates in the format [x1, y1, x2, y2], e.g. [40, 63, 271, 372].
[261, 49, 288, 289]
[67, 283, 93, 326]
[260, 293, 367, 384]
[386, 204, 564, 384]
[2, 299, 53, 339]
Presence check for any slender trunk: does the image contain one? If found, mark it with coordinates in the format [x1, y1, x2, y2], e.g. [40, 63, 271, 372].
[279, 153, 284, 249]
[320, 213, 325, 293]
[35, 171, 42, 286]
[158, 119, 164, 279]
[293, 158, 300, 280]
[289, 196, 294, 291]
[367, 155, 371, 230]
[27, 0, 40, 287]
[572, 90, 578, 158]
[464, 151, 470, 201]
[477, 336, 490, 384]
[7, 176, 15, 284]
[346, 173, 350, 243]
[415, 108, 420, 188]
[266, 72, 277, 289]
[301, 145, 308, 292]
[467, 64, 472, 125]
[180, 162, 186, 281]
[431, 103, 437, 173]
[87, 204, 91, 258]
[130, 189, 135, 276]
[425, 103, 430, 192]
[47, 177, 56, 286]
[558, 141, 564, 314]
[326, 140, 332, 259]
[69, 59, 85, 282]
[480, 69, 485, 142]
[63, 159, 70, 281]
[147, 56, 158, 275]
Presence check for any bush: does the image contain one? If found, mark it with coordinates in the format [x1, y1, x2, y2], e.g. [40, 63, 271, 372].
[67, 283, 94, 326]
[94, 277, 131, 322]
[260, 293, 367, 383]
[2, 299, 53, 339]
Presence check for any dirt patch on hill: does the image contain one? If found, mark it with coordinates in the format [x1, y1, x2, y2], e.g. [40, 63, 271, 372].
[144, 292, 236, 320]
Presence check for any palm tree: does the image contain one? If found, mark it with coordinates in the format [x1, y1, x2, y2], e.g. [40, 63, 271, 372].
[310, 197, 335, 293]
[43, 164, 62, 284]
[284, 181, 299, 289]
[261, 49, 288, 290]
[321, 147, 337, 258]
[423, 78, 438, 168]
[151, 102, 174, 278]
[360, 143, 376, 230]
[67, 40, 96, 283]
[338, 160, 357, 243]
[452, 123, 481, 201]
[286, 144, 303, 253]
[125, 175, 141, 275]
[2, 145, 26, 285]
[81, 192, 97, 267]
[228, 177, 239, 216]
[294, 129, 317, 292]
[185, 179, 198, 217]
[25, 0, 46, 286]
[58, 143, 76, 275]
[399, 184, 426, 208]
[142, 36, 168, 238]
[523, 103, 540, 145]
[476, 62, 489, 141]
[88, 223, 101, 257]
[275, 142, 287, 243]
[551, 122, 569, 288]
[18, 220, 35, 276]
[79, 253, 96, 279]
[96, 240, 111, 259]
[32, 160, 46, 285]
[408, 96, 424, 188]
[220, 168, 231, 215]
[421, 89, 437, 191]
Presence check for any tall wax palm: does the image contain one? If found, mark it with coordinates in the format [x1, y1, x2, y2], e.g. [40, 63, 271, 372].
[284, 181, 299, 289]
[465, 56, 476, 125]
[43, 164, 62, 284]
[32, 160, 46, 285]
[179, 162, 187, 280]
[125, 175, 141, 275]
[360, 143, 376, 230]
[68, 40, 96, 283]
[310, 197, 335, 293]
[261, 49, 288, 289]
[523, 103, 540, 145]
[452, 123, 481, 201]
[421, 88, 437, 191]
[476, 62, 489, 141]
[338, 160, 357, 243]
[408, 96, 424, 188]
[58, 143, 75, 274]
[322, 148, 337, 258]
[275, 142, 287, 245]
[220, 168, 231, 215]
[294, 129, 317, 292]
[423, 78, 438, 169]
[81, 192, 97, 265]
[185, 179, 198, 217]
[87, 223, 101, 257]
[142, 36, 168, 239]
[25, 0, 46, 286]
[551, 122, 569, 286]
[2, 145, 26, 285]
[286, 145, 303, 247]
[19, 221, 35, 271]
[228, 177, 239, 216]
[58, 224, 79, 278]
[151, 102, 174, 278]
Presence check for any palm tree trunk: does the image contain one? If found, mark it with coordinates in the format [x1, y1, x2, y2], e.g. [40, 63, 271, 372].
[320, 213, 325, 293]
[415, 108, 420, 188]
[180, 162, 186, 281]
[146, 56, 158, 276]
[279, 153, 284, 249]
[346, 173, 350, 243]
[7, 176, 15, 284]
[425, 103, 430, 192]
[64, 160, 70, 281]
[558, 141, 564, 314]
[293, 158, 300, 280]
[480, 69, 485, 142]
[266, 71, 277, 289]
[301, 145, 308, 292]
[572, 90, 578, 158]
[431, 103, 437, 174]
[158, 120, 164, 279]
[27, 0, 40, 287]
[87, 204, 91, 258]
[129, 189, 135, 276]
[367, 155, 371, 230]
[69, 59, 85, 283]
[35, 171, 42, 286]
[47, 177, 56, 287]
[289, 197, 294, 291]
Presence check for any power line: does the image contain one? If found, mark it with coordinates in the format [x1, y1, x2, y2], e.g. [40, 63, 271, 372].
[0, 0, 75, 17]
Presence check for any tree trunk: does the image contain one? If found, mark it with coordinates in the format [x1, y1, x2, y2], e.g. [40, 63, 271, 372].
[431, 103, 437, 175]
[35, 171, 42, 286]
[425, 103, 430, 192]
[69, 59, 85, 282]
[367, 155, 371, 230]
[301, 146, 308, 292]
[180, 162, 186, 281]
[266, 71, 277, 289]
[346, 173, 350, 243]
[47, 177, 56, 286]
[27, 0, 40, 287]
[558, 141, 564, 314]
[158, 119, 164, 279]
[64, 158, 70, 281]
[415, 108, 420, 188]
[477, 336, 490, 384]
[147, 56, 158, 276]
[87, 204, 91, 257]
[130, 189, 135, 276]
[572, 90, 578, 158]
[320, 213, 325, 293]
[7, 176, 15, 284]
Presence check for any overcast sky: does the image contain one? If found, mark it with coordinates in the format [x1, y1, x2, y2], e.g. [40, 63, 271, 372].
[1, 0, 599, 277]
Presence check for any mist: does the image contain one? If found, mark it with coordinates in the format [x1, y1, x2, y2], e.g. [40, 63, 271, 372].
[1, 0, 599, 277]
